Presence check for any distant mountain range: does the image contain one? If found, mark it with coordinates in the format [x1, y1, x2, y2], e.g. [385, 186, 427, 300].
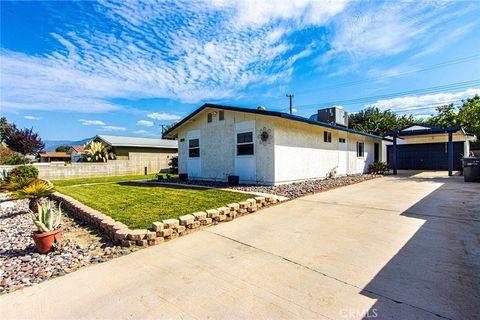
[43, 137, 93, 152]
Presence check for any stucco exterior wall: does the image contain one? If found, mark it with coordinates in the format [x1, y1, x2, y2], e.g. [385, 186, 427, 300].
[346, 133, 378, 174]
[176, 108, 274, 183]
[274, 119, 379, 183]
[175, 108, 381, 185]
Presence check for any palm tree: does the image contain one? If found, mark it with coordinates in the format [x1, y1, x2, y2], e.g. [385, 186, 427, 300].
[83, 141, 116, 162]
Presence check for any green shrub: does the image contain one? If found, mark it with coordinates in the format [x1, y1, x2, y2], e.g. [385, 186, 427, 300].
[10, 165, 39, 180]
[168, 156, 178, 174]
[368, 162, 389, 174]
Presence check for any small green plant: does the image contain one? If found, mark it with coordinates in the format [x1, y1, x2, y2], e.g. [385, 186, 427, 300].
[168, 156, 178, 174]
[9, 165, 39, 180]
[368, 162, 389, 174]
[13, 179, 55, 212]
[30, 200, 62, 233]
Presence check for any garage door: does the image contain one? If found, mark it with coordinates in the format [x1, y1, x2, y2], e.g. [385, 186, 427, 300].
[387, 142, 464, 170]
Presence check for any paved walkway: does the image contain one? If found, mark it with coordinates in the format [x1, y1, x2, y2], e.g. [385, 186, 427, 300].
[1, 172, 479, 319]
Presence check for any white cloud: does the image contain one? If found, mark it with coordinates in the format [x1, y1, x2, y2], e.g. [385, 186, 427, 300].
[98, 125, 126, 132]
[368, 88, 480, 114]
[24, 115, 41, 120]
[323, 2, 470, 63]
[133, 130, 148, 134]
[79, 119, 106, 126]
[0, 0, 349, 112]
[147, 112, 182, 121]
[136, 120, 154, 127]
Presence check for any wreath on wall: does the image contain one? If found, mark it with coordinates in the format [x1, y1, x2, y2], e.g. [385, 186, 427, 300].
[257, 127, 272, 146]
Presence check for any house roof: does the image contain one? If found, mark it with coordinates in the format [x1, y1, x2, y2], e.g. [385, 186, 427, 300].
[69, 146, 85, 153]
[386, 124, 469, 137]
[39, 152, 71, 158]
[163, 103, 386, 141]
[94, 135, 178, 149]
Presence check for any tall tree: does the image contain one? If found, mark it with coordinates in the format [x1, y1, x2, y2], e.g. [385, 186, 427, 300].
[425, 104, 459, 128]
[0, 117, 16, 143]
[55, 145, 70, 152]
[458, 95, 480, 137]
[3, 126, 45, 156]
[348, 107, 414, 136]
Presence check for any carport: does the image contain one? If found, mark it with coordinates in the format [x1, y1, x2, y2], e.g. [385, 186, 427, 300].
[386, 125, 474, 176]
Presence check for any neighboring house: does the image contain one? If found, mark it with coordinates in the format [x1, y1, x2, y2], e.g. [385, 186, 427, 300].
[163, 103, 385, 185]
[91, 135, 178, 171]
[39, 152, 71, 163]
[384, 124, 476, 174]
[68, 146, 85, 162]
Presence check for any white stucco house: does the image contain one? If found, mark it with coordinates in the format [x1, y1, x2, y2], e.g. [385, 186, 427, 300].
[163, 104, 385, 185]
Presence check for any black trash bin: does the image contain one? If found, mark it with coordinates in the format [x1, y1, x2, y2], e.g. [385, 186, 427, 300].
[463, 157, 480, 182]
[228, 175, 240, 186]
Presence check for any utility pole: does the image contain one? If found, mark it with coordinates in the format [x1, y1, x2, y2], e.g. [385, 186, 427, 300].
[160, 124, 165, 138]
[286, 94, 294, 115]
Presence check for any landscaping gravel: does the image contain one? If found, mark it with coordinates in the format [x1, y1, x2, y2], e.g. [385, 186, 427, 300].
[0, 197, 136, 295]
[156, 174, 381, 199]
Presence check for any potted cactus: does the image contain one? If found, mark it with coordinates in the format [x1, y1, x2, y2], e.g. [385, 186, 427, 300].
[30, 200, 63, 254]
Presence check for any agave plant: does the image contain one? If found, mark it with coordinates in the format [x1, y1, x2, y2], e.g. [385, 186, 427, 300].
[83, 141, 116, 162]
[13, 179, 55, 212]
[30, 200, 62, 233]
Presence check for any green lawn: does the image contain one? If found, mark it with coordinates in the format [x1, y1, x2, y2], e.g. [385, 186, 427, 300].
[55, 182, 254, 229]
[52, 173, 173, 187]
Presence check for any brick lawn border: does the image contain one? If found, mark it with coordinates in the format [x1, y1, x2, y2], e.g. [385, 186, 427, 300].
[51, 192, 279, 248]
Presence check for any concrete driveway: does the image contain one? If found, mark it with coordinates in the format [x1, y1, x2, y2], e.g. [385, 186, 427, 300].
[1, 172, 479, 320]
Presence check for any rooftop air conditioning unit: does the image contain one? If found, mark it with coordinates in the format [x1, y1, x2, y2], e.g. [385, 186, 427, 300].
[313, 107, 348, 127]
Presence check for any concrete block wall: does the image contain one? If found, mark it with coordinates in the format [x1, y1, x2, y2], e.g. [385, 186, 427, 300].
[0, 153, 174, 180]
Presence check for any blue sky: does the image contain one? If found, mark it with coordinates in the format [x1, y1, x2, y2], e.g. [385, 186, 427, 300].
[1, 0, 479, 141]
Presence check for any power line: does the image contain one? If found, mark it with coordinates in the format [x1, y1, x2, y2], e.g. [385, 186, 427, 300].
[293, 54, 480, 95]
[267, 53, 480, 103]
[288, 80, 480, 110]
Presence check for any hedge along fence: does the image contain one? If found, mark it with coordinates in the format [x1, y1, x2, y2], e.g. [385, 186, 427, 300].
[51, 192, 280, 248]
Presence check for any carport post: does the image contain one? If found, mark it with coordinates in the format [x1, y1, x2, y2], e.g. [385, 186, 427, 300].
[392, 134, 397, 175]
[448, 131, 453, 176]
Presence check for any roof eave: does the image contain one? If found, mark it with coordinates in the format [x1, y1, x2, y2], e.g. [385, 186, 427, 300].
[163, 103, 385, 141]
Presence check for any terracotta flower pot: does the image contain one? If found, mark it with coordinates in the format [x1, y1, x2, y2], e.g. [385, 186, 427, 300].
[31, 228, 63, 254]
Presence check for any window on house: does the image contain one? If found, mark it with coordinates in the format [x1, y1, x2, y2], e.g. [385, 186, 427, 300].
[356, 141, 365, 157]
[339, 138, 346, 143]
[237, 132, 254, 156]
[219, 110, 225, 121]
[324, 131, 332, 143]
[188, 139, 200, 158]
[207, 113, 212, 123]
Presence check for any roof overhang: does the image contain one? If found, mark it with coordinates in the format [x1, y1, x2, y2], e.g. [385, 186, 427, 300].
[386, 125, 466, 138]
[164, 103, 386, 141]
[93, 135, 177, 149]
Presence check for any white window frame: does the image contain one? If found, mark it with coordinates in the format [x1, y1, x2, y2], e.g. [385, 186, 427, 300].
[188, 138, 200, 158]
[356, 141, 365, 158]
[236, 131, 255, 157]
[324, 131, 332, 143]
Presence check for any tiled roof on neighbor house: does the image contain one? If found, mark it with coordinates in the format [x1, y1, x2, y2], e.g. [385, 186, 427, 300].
[95, 135, 178, 149]
[69, 146, 85, 153]
[163, 103, 387, 140]
[39, 152, 71, 158]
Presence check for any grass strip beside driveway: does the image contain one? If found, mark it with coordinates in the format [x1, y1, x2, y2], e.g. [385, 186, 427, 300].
[55, 182, 254, 229]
